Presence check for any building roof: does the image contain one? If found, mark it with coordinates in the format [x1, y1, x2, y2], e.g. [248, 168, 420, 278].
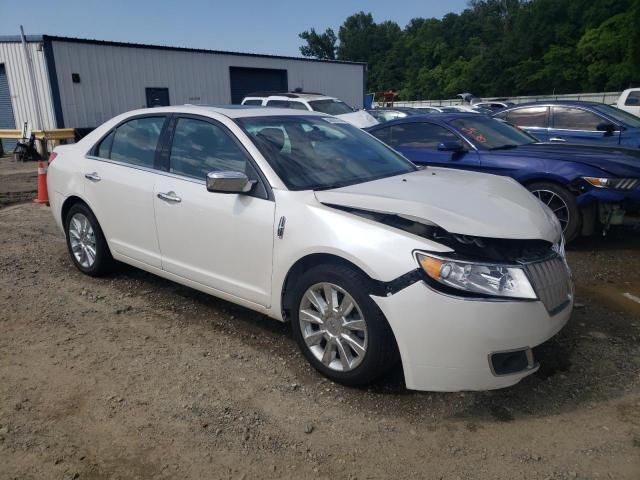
[0, 34, 366, 67]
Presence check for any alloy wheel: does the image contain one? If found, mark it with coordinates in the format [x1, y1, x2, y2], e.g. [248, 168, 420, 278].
[68, 213, 97, 268]
[531, 189, 571, 233]
[298, 282, 368, 372]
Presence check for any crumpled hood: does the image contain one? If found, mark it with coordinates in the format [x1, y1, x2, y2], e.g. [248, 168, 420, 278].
[315, 168, 560, 242]
[337, 110, 379, 128]
[512, 144, 640, 177]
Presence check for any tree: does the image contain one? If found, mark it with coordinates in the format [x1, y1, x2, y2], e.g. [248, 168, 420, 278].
[299, 28, 337, 60]
[298, 1, 639, 99]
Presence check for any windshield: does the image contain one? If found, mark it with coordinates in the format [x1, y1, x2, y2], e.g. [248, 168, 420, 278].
[308, 99, 355, 115]
[449, 116, 538, 149]
[236, 116, 417, 190]
[592, 104, 640, 128]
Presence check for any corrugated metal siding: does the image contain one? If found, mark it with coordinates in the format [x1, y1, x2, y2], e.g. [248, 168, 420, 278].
[51, 40, 365, 129]
[0, 64, 17, 151]
[0, 41, 57, 131]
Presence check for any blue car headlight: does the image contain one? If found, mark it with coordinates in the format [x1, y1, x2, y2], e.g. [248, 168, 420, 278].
[583, 177, 639, 190]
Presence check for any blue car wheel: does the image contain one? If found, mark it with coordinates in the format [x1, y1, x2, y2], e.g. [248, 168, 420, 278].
[527, 182, 580, 241]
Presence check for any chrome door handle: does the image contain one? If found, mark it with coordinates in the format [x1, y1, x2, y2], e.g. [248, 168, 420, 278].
[84, 172, 101, 181]
[549, 137, 566, 142]
[157, 191, 182, 203]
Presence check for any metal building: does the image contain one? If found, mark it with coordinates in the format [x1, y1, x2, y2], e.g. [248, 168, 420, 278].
[0, 34, 366, 141]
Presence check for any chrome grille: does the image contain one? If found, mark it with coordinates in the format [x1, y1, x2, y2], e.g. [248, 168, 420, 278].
[525, 256, 572, 314]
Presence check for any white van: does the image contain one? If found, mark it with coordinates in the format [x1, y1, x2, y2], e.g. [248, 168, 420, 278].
[241, 92, 378, 128]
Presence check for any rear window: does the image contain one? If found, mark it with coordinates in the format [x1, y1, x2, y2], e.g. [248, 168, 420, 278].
[308, 99, 354, 115]
[625, 91, 640, 106]
[243, 99, 263, 106]
[97, 116, 165, 168]
[506, 107, 548, 128]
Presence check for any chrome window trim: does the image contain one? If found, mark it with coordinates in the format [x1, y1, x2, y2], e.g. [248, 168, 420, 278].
[85, 155, 206, 185]
[539, 126, 621, 134]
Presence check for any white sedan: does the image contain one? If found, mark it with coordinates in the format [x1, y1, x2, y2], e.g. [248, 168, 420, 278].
[47, 106, 573, 391]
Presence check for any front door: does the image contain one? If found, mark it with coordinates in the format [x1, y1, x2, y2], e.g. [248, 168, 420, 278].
[153, 115, 275, 307]
[549, 106, 620, 146]
[371, 121, 480, 169]
[83, 115, 167, 267]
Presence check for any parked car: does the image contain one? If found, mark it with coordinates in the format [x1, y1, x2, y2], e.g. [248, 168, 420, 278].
[415, 105, 490, 114]
[47, 105, 572, 392]
[616, 88, 640, 117]
[470, 100, 515, 111]
[366, 113, 640, 241]
[440, 105, 493, 114]
[495, 101, 640, 148]
[241, 92, 378, 128]
[367, 107, 423, 123]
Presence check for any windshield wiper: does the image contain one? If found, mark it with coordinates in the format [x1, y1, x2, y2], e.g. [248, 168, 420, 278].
[489, 144, 520, 150]
[312, 182, 353, 191]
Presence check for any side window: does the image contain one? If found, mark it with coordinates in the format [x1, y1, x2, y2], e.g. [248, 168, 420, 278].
[370, 126, 392, 145]
[109, 117, 165, 168]
[243, 99, 263, 106]
[96, 130, 115, 158]
[506, 107, 548, 128]
[389, 123, 458, 148]
[266, 100, 290, 108]
[552, 107, 602, 130]
[288, 101, 309, 111]
[169, 117, 248, 180]
[625, 91, 640, 106]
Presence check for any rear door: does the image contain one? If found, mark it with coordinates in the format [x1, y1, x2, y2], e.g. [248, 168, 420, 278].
[84, 115, 168, 267]
[549, 106, 620, 146]
[370, 121, 480, 168]
[153, 115, 275, 307]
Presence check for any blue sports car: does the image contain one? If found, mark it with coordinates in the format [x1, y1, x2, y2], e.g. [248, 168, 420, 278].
[494, 101, 640, 149]
[366, 113, 640, 241]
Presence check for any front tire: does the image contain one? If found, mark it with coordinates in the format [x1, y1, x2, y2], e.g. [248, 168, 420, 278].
[290, 264, 399, 387]
[64, 203, 114, 276]
[527, 182, 580, 242]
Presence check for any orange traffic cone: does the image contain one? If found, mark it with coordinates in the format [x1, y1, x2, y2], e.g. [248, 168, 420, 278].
[34, 160, 49, 204]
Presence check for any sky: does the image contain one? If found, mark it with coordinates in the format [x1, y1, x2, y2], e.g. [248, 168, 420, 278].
[1, 0, 468, 57]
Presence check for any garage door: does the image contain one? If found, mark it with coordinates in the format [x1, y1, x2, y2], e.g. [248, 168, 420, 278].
[229, 67, 288, 104]
[0, 64, 17, 153]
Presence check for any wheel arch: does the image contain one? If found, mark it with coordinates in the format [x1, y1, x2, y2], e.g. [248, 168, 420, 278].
[61, 195, 90, 225]
[521, 175, 574, 191]
[280, 253, 378, 322]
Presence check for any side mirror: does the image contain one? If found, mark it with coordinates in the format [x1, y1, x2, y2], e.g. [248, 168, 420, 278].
[206, 171, 254, 194]
[437, 141, 465, 152]
[596, 122, 616, 135]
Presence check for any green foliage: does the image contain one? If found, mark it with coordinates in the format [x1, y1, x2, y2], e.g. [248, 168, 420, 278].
[299, 28, 337, 60]
[298, 0, 639, 99]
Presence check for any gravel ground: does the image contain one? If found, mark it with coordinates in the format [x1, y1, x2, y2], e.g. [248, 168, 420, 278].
[0, 166, 639, 479]
[0, 156, 38, 207]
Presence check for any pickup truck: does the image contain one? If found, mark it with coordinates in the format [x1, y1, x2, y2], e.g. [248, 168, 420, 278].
[616, 88, 640, 117]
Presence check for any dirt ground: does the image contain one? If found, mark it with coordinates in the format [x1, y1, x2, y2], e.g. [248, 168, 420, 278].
[1, 156, 639, 479]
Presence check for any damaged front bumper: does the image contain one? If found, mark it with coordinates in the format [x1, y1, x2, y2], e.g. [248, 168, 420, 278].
[372, 275, 572, 392]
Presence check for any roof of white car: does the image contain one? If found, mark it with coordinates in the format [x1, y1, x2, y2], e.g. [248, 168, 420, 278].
[122, 105, 328, 119]
[244, 93, 334, 101]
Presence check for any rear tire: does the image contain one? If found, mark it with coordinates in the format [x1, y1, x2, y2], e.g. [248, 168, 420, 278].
[527, 182, 580, 242]
[64, 203, 114, 276]
[290, 264, 399, 387]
